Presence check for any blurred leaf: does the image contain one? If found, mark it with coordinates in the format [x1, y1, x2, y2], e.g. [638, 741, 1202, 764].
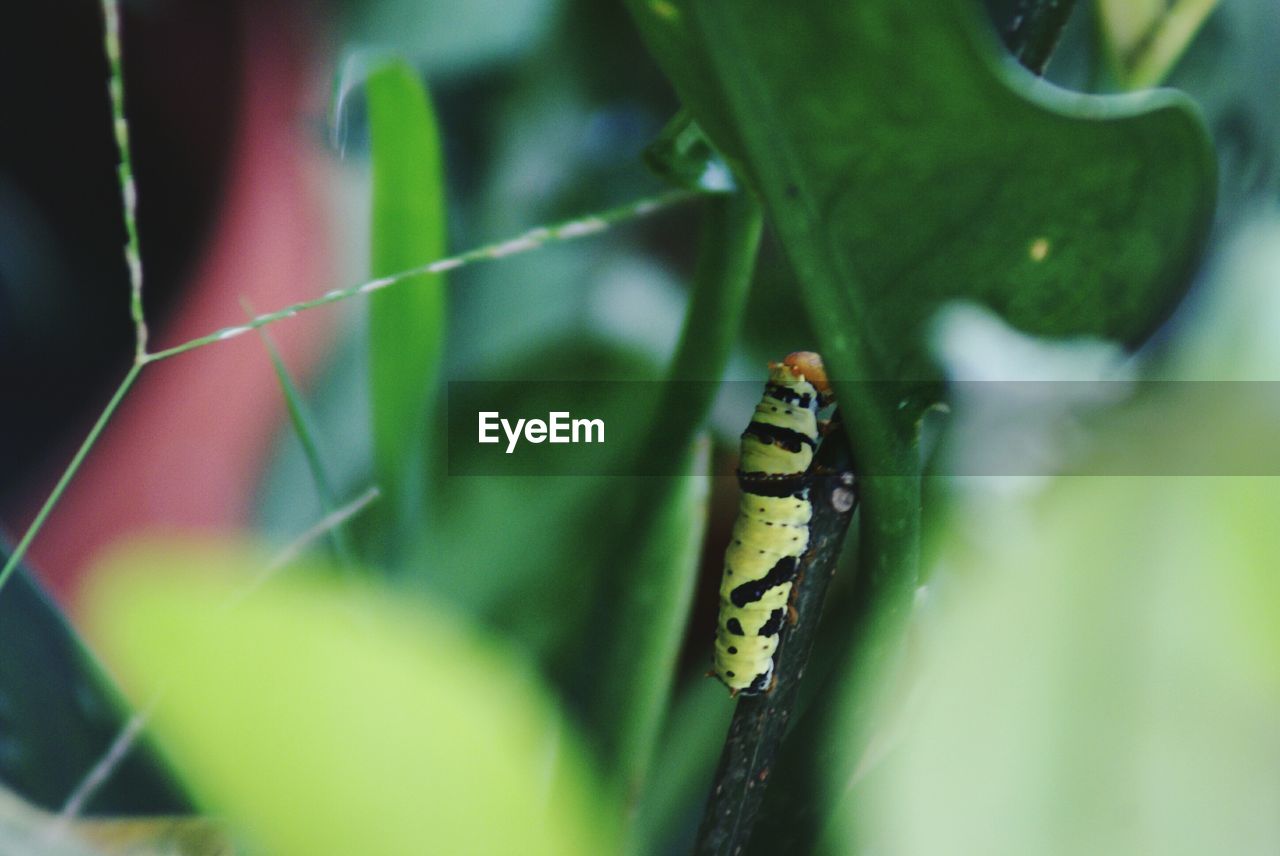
[644, 111, 735, 192]
[365, 57, 448, 553]
[422, 342, 658, 647]
[1098, 0, 1221, 90]
[573, 193, 760, 830]
[1095, 0, 1168, 58]
[626, 0, 1215, 438]
[255, 328, 353, 567]
[585, 439, 712, 801]
[1161, 210, 1280, 381]
[342, 0, 559, 76]
[630, 678, 735, 856]
[841, 463, 1280, 854]
[0, 555, 186, 815]
[84, 540, 614, 856]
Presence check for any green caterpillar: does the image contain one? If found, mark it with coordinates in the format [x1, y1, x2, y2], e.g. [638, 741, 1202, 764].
[714, 352, 832, 696]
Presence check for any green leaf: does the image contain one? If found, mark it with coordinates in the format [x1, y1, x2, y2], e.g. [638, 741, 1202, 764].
[643, 111, 736, 192]
[254, 327, 354, 567]
[625, 3, 1214, 848]
[0, 556, 186, 815]
[631, 679, 735, 856]
[573, 193, 760, 825]
[84, 540, 615, 856]
[1098, 0, 1222, 90]
[626, 0, 1215, 429]
[365, 57, 448, 552]
[584, 438, 712, 805]
[838, 426, 1280, 854]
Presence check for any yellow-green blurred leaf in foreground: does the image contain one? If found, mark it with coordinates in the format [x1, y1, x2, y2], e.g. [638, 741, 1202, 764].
[84, 541, 614, 856]
[838, 459, 1280, 853]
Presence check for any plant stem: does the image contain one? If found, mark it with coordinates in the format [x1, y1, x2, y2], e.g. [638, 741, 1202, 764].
[0, 189, 698, 603]
[994, 0, 1081, 75]
[99, 0, 149, 359]
[694, 426, 859, 856]
[142, 189, 700, 363]
[726, 429, 921, 856]
[0, 364, 143, 595]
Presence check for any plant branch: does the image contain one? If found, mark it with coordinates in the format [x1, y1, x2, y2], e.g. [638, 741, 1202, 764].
[694, 421, 859, 856]
[0, 363, 143, 595]
[141, 189, 700, 362]
[99, 0, 149, 360]
[0, 188, 699, 601]
[994, 0, 1081, 75]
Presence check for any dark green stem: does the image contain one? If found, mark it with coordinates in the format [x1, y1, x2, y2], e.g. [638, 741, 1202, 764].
[993, 0, 1081, 75]
[694, 425, 859, 856]
[741, 429, 921, 856]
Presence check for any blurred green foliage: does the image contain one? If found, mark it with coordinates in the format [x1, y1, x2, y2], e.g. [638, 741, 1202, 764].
[841, 439, 1280, 855]
[364, 57, 448, 559]
[3, 0, 1279, 853]
[84, 540, 616, 856]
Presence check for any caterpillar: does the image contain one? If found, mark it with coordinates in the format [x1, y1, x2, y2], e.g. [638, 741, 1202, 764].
[714, 351, 832, 696]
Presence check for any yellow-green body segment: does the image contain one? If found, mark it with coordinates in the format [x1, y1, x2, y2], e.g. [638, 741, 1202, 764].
[714, 356, 826, 695]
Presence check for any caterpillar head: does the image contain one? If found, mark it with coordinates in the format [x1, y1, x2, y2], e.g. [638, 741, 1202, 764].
[781, 351, 833, 405]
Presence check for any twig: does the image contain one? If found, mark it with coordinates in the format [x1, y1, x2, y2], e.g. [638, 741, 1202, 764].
[141, 189, 700, 363]
[994, 0, 1081, 75]
[99, 0, 149, 360]
[694, 422, 858, 856]
[0, 364, 143, 594]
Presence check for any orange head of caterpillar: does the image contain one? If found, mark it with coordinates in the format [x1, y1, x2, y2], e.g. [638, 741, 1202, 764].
[781, 351, 833, 405]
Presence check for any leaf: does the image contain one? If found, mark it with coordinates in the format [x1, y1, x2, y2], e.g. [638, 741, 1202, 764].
[84, 540, 614, 856]
[630, 679, 735, 856]
[624, 3, 1215, 848]
[343, 0, 558, 76]
[643, 111, 736, 192]
[254, 327, 354, 567]
[1098, 0, 1222, 90]
[626, 0, 1215, 428]
[572, 193, 760, 825]
[839, 427, 1280, 854]
[582, 438, 712, 804]
[364, 57, 448, 551]
[0, 556, 186, 815]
